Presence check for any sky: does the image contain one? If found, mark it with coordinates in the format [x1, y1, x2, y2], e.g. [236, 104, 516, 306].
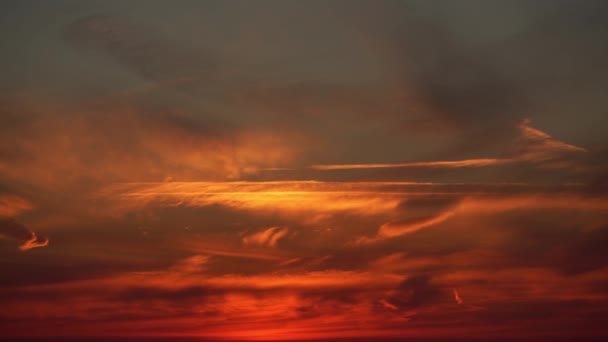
[1, 0, 608, 340]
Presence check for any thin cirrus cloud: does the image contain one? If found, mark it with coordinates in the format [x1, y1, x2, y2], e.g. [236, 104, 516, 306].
[355, 210, 456, 245]
[310, 119, 587, 170]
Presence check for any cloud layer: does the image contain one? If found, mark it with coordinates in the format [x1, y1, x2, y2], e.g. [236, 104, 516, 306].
[1, 1, 608, 341]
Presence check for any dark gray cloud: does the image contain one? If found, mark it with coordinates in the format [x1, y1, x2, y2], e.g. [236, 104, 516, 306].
[64, 14, 219, 86]
[366, 7, 526, 132]
[383, 274, 450, 311]
[115, 285, 223, 303]
[494, 215, 608, 275]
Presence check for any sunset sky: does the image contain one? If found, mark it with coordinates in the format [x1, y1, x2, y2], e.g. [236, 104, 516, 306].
[1, 1, 608, 341]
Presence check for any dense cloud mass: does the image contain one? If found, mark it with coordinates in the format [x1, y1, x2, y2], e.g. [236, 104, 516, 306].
[0, 1, 607, 341]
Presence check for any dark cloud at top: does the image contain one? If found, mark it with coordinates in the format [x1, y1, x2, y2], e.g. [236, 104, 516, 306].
[63, 13, 220, 87]
[401, 27, 525, 130]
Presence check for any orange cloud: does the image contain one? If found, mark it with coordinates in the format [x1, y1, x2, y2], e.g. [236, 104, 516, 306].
[14, 258, 401, 296]
[18, 232, 49, 251]
[178, 237, 287, 260]
[0, 102, 299, 192]
[311, 158, 505, 170]
[355, 210, 455, 245]
[456, 194, 608, 213]
[2, 8, 608, 342]
[204, 270, 400, 290]
[378, 210, 455, 238]
[371, 252, 440, 272]
[0, 219, 48, 251]
[103, 181, 608, 236]
[243, 226, 290, 247]
[308, 119, 586, 170]
[380, 299, 399, 310]
[352, 188, 608, 244]
[453, 288, 463, 304]
[169, 254, 209, 273]
[0, 195, 33, 217]
[514, 118, 587, 164]
[104, 181, 407, 216]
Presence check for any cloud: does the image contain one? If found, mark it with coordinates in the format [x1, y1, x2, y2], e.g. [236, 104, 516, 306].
[0, 218, 48, 251]
[1, 2, 607, 340]
[64, 14, 218, 85]
[310, 159, 505, 170]
[169, 255, 209, 274]
[354, 211, 454, 245]
[0, 102, 298, 191]
[379, 211, 455, 238]
[0, 194, 33, 217]
[352, 186, 608, 245]
[453, 288, 463, 305]
[307, 119, 587, 171]
[243, 226, 290, 247]
[104, 181, 407, 216]
[498, 218, 608, 275]
[104, 181, 608, 243]
[356, 211, 455, 245]
[367, 6, 528, 132]
[355, 195, 461, 244]
[512, 118, 588, 165]
[114, 285, 222, 305]
[179, 239, 286, 261]
[381, 275, 447, 311]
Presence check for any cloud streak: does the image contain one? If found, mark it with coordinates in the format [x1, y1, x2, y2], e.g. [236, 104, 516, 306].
[356, 210, 455, 245]
[309, 120, 586, 170]
[311, 159, 504, 170]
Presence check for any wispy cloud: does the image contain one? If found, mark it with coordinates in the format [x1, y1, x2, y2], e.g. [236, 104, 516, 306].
[0, 219, 48, 251]
[103, 181, 409, 216]
[0, 195, 33, 217]
[308, 120, 586, 171]
[355, 210, 455, 245]
[513, 118, 588, 164]
[310, 159, 504, 170]
[378, 211, 455, 238]
[0, 102, 299, 191]
[169, 255, 209, 273]
[243, 226, 290, 247]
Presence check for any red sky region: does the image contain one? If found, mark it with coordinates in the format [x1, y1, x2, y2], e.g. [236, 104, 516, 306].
[1, 1, 608, 341]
